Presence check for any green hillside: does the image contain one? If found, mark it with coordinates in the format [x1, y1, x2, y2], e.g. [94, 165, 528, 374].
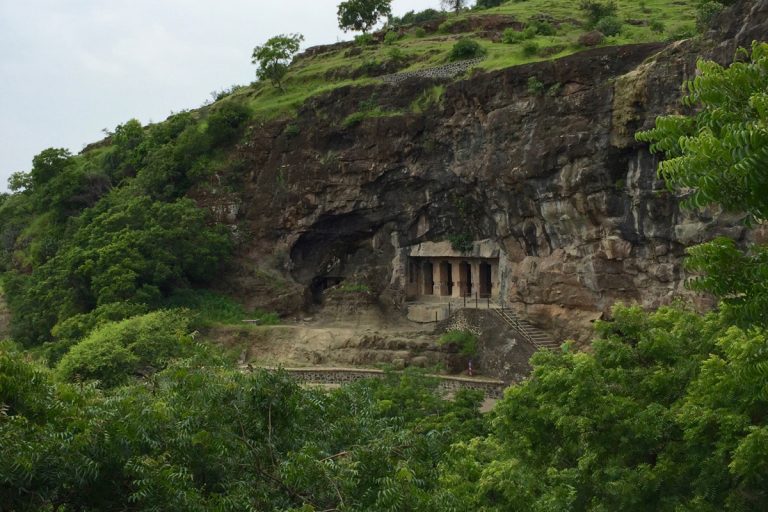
[234, 0, 698, 121]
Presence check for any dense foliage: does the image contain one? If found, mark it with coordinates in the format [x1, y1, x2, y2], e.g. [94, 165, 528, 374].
[3, 300, 767, 511]
[637, 42, 768, 324]
[0, 103, 245, 349]
[1, 345, 486, 511]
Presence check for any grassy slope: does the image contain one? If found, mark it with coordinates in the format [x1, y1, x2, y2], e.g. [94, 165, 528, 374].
[228, 0, 697, 121]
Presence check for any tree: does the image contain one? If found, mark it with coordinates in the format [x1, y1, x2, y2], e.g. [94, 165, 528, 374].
[251, 33, 304, 91]
[441, 0, 467, 15]
[636, 42, 768, 324]
[337, 0, 392, 33]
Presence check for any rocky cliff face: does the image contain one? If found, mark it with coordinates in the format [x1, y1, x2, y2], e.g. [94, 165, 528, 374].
[198, 0, 768, 342]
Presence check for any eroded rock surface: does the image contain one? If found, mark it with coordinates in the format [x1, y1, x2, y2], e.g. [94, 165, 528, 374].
[197, 1, 767, 342]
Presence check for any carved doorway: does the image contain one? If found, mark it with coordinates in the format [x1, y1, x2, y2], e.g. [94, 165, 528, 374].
[439, 261, 453, 296]
[479, 262, 492, 298]
[422, 261, 434, 295]
[459, 261, 472, 297]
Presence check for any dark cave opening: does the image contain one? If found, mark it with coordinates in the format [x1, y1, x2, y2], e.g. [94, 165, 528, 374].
[310, 275, 344, 303]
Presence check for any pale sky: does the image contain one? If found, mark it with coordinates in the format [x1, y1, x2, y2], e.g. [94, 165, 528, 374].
[0, 0, 439, 190]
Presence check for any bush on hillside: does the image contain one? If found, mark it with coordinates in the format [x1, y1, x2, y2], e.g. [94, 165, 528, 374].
[389, 8, 443, 27]
[448, 38, 487, 61]
[56, 310, 196, 387]
[579, 0, 618, 27]
[696, 1, 725, 31]
[503, 27, 535, 43]
[383, 30, 400, 45]
[649, 19, 666, 34]
[438, 329, 478, 358]
[205, 101, 250, 147]
[475, 0, 505, 8]
[595, 15, 623, 36]
[529, 19, 557, 36]
[522, 40, 540, 56]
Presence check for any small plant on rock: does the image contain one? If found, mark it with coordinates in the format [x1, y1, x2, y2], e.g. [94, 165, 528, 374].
[438, 329, 479, 358]
[448, 233, 474, 253]
[527, 76, 545, 95]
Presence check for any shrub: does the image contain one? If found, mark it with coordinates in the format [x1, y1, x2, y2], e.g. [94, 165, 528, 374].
[527, 76, 545, 95]
[595, 15, 623, 36]
[438, 19, 456, 34]
[337, 282, 371, 293]
[284, 123, 300, 137]
[354, 33, 374, 46]
[411, 85, 445, 113]
[448, 233, 473, 253]
[163, 289, 279, 327]
[205, 101, 249, 147]
[448, 38, 486, 61]
[387, 47, 407, 65]
[438, 329, 478, 358]
[667, 24, 696, 41]
[475, 0, 504, 8]
[56, 310, 195, 387]
[529, 19, 557, 36]
[414, 27, 427, 37]
[696, 1, 724, 31]
[502, 28, 525, 43]
[389, 8, 443, 27]
[357, 58, 383, 76]
[579, 0, 618, 27]
[649, 19, 666, 34]
[522, 40, 539, 57]
[547, 82, 562, 96]
[383, 30, 400, 45]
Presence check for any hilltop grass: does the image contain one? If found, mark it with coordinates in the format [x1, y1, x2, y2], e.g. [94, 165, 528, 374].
[228, 0, 697, 121]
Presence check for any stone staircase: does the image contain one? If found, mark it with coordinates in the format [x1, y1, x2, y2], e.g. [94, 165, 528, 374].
[490, 301, 560, 352]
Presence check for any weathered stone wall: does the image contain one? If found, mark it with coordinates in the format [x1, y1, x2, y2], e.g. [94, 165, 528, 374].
[257, 366, 507, 399]
[381, 58, 484, 84]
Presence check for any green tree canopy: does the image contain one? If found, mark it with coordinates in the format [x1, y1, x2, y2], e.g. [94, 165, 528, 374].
[251, 33, 304, 90]
[637, 42, 768, 324]
[337, 0, 392, 33]
[637, 42, 768, 223]
[4, 192, 231, 346]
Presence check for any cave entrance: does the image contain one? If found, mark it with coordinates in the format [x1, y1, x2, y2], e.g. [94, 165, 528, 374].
[422, 261, 434, 295]
[439, 261, 453, 296]
[404, 242, 501, 302]
[479, 262, 492, 298]
[459, 261, 472, 297]
[310, 275, 344, 303]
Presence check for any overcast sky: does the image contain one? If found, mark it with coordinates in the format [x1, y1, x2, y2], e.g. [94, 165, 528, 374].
[0, 0, 439, 190]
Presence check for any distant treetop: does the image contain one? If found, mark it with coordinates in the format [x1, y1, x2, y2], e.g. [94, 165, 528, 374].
[251, 33, 305, 91]
[337, 0, 392, 34]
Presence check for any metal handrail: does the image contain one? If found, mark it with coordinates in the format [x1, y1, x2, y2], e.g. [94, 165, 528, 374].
[488, 299, 539, 348]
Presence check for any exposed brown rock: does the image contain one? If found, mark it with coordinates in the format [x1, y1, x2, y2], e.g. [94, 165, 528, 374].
[578, 31, 605, 47]
[194, 1, 767, 343]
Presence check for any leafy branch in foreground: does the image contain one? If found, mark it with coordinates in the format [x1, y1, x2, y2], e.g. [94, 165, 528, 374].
[636, 42, 768, 324]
